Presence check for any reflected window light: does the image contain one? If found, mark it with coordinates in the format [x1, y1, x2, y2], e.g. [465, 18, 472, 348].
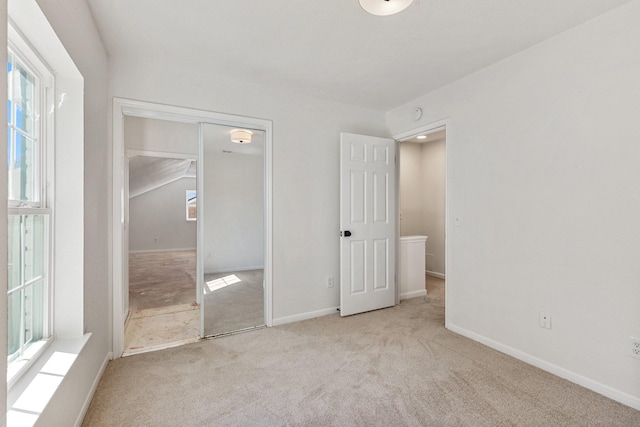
[7, 410, 38, 427]
[12, 373, 63, 414]
[40, 351, 77, 376]
[8, 351, 78, 423]
[205, 274, 241, 293]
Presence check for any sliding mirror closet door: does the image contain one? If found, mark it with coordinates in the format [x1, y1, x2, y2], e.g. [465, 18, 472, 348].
[201, 124, 265, 337]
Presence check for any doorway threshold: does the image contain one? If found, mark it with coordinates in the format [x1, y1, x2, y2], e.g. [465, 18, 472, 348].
[122, 336, 201, 357]
[203, 324, 267, 340]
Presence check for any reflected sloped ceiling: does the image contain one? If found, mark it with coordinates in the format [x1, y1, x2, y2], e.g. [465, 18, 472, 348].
[129, 156, 196, 198]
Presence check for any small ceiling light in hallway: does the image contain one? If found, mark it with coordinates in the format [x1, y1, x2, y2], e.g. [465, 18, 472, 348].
[359, 0, 414, 16]
[230, 129, 253, 144]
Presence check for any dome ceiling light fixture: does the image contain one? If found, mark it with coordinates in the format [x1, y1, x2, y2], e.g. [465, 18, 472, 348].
[230, 129, 253, 144]
[359, 0, 415, 16]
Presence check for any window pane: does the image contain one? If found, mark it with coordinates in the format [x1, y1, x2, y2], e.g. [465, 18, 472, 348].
[7, 289, 22, 358]
[7, 215, 22, 293]
[7, 55, 13, 125]
[7, 215, 47, 358]
[9, 132, 37, 203]
[23, 281, 44, 345]
[28, 280, 45, 342]
[24, 284, 33, 345]
[24, 214, 45, 283]
[7, 127, 11, 169]
[13, 62, 36, 136]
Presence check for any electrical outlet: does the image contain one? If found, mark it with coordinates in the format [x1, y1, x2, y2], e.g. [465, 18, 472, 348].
[539, 312, 551, 329]
[327, 277, 334, 288]
[630, 337, 640, 359]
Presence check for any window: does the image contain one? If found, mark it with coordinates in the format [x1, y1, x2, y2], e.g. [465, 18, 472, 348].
[6, 42, 54, 383]
[6, 3, 86, 422]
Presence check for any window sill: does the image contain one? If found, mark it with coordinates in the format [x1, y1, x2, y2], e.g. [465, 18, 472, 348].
[6, 333, 91, 427]
[7, 338, 53, 388]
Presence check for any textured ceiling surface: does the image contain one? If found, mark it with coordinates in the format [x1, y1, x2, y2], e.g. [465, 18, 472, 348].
[87, 0, 631, 110]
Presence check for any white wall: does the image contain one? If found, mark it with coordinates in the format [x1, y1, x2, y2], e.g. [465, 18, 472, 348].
[129, 177, 197, 252]
[421, 139, 446, 275]
[388, 1, 640, 408]
[109, 57, 388, 322]
[399, 142, 423, 234]
[203, 150, 264, 273]
[399, 140, 446, 275]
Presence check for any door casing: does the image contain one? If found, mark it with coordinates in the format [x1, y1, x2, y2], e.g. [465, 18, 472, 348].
[393, 118, 450, 329]
[111, 98, 273, 358]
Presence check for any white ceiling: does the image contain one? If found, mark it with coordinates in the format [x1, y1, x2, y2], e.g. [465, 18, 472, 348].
[86, 0, 631, 110]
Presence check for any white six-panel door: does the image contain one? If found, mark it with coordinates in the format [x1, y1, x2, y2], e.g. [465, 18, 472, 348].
[340, 133, 396, 316]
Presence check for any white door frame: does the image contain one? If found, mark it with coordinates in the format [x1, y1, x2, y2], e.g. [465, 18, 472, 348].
[111, 97, 274, 358]
[393, 118, 450, 329]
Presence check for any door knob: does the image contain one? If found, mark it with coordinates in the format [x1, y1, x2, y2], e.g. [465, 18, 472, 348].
[342, 230, 352, 237]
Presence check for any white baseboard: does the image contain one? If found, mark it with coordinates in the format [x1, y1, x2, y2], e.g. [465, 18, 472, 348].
[206, 265, 264, 275]
[129, 247, 196, 254]
[74, 351, 112, 427]
[426, 270, 445, 279]
[448, 324, 640, 411]
[400, 290, 427, 300]
[273, 306, 339, 326]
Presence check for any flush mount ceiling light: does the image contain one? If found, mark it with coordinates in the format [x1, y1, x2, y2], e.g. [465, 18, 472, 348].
[359, 0, 414, 16]
[230, 129, 253, 144]
[416, 135, 427, 140]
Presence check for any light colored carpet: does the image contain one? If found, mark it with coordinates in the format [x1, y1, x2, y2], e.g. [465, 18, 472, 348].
[83, 279, 640, 426]
[204, 269, 264, 336]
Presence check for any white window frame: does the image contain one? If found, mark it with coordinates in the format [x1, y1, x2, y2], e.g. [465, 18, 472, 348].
[6, 27, 55, 388]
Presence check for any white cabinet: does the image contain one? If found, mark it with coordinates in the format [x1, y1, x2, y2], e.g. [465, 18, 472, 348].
[399, 235, 428, 300]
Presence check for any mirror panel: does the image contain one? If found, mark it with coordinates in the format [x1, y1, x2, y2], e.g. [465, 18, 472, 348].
[201, 123, 265, 337]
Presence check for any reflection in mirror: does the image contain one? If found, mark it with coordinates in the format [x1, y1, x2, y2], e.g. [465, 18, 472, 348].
[126, 153, 199, 354]
[202, 124, 265, 337]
